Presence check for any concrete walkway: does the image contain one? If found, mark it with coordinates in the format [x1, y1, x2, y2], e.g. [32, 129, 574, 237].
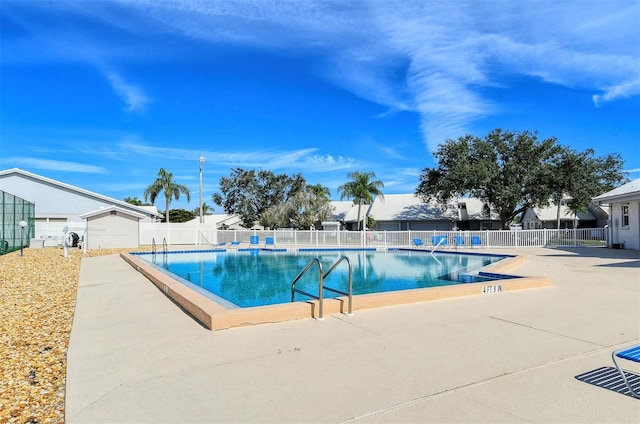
[66, 247, 640, 423]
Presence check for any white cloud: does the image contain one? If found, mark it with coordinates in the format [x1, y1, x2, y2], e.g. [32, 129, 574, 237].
[102, 68, 150, 113]
[119, 143, 361, 172]
[5, 0, 638, 153]
[593, 78, 640, 107]
[5, 157, 106, 173]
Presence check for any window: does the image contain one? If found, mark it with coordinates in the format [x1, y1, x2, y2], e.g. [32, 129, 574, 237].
[621, 204, 629, 227]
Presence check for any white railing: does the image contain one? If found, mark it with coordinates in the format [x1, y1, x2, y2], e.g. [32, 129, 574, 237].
[137, 223, 607, 249]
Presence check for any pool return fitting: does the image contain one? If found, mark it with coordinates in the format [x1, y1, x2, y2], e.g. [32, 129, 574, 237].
[290, 255, 354, 320]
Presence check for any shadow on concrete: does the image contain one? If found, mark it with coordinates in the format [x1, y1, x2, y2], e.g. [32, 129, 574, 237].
[575, 366, 640, 399]
[539, 246, 640, 268]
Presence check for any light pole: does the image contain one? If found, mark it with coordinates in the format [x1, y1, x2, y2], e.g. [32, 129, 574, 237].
[199, 156, 206, 224]
[19, 220, 27, 257]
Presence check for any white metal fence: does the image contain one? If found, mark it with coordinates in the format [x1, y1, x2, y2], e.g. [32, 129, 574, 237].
[139, 223, 607, 249]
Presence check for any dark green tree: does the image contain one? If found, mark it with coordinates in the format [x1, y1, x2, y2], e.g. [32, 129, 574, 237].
[547, 147, 627, 229]
[144, 168, 191, 223]
[212, 168, 306, 228]
[338, 171, 384, 230]
[124, 196, 149, 206]
[415, 129, 627, 229]
[416, 129, 557, 229]
[168, 208, 197, 223]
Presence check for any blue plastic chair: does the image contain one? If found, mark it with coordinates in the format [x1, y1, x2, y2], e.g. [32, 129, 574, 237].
[612, 344, 640, 398]
[265, 237, 275, 247]
[471, 236, 482, 247]
[412, 238, 424, 247]
[455, 236, 464, 246]
[431, 235, 448, 247]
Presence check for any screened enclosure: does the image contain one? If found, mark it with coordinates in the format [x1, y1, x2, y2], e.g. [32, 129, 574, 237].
[1, 190, 35, 255]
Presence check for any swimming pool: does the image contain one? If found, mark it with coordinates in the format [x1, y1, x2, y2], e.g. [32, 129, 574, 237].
[134, 249, 514, 308]
[122, 248, 552, 330]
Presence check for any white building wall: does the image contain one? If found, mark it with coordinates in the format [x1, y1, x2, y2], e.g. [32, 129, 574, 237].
[85, 211, 140, 249]
[609, 201, 640, 250]
[1, 174, 106, 220]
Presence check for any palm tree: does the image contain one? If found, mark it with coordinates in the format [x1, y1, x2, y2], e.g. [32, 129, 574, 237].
[307, 183, 331, 200]
[144, 168, 191, 223]
[192, 202, 213, 216]
[337, 171, 384, 230]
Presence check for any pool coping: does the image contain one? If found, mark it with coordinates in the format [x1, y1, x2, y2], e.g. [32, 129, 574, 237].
[120, 250, 553, 330]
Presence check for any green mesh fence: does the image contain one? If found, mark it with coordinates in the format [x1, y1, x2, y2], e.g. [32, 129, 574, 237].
[1, 190, 35, 255]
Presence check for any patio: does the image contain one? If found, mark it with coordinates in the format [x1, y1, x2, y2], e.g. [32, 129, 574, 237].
[66, 246, 640, 423]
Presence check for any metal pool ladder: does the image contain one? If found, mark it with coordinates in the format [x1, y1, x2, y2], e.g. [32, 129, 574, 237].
[291, 255, 353, 320]
[151, 237, 168, 254]
[151, 237, 169, 265]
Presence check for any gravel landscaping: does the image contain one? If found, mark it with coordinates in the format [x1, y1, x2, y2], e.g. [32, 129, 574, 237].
[0, 247, 145, 423]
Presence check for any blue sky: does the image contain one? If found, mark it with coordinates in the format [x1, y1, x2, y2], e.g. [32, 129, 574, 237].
[1, 0, 639, 212]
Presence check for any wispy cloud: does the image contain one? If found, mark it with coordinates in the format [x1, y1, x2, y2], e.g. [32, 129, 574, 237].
[370, 141, 406, 160]
[593, 78, 640, 107]
[119, 143, 361, 172]
[101, 68, 150, 113]
[4, 0, 638, 153]
[4, 157, 106, 173]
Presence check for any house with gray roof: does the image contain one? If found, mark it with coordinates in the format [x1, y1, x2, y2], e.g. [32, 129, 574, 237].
[521, 201, 608, 230]
[332, 194, 502, 231]
[331, 200, 371, 230]
[593, 178, 640, 250]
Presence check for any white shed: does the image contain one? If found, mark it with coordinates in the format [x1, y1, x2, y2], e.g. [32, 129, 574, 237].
[593, 178, 640, 250]
[79, 206, 145, 249]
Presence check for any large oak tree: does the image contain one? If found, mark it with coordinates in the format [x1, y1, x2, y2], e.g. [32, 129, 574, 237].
[415, 129, 626, 229]
[212, 168, 307, 228]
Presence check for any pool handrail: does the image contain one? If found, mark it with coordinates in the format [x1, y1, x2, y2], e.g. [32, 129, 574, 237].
[430, 236, 447, 254]
[291, 258, 325, 320]
[291, 255, 354, 319]
[322, 256, 353, 316]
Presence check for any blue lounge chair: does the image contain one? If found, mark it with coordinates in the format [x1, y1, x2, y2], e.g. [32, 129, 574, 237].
[471, 236, 482, 247]
[455, 236, 464, 247]
[412, 238, 424, 247]
[612, 344, 640, 398]
[265, 237, 275, 247]
[431, 235, 448, 247]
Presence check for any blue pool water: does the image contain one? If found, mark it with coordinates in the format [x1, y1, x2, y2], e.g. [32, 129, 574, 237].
[134, 249, 512, 308]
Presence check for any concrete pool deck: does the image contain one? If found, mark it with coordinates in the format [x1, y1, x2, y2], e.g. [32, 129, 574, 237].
[66, 246, 640, 423]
